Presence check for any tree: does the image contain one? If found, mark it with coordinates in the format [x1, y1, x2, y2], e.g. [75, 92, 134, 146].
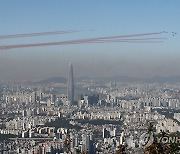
[144, 123, 180, 154]
[64, 134, 72, 153]
[115, 144, 126, 154]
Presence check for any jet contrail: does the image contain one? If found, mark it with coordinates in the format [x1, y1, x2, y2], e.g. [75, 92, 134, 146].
[0, 38, 164, 50]
[0, 30, 78, 39]
[0, 31, 164, 40]
[0, 32, 166, 50]
[87, 32, 165, 40]
[0, 40, 164, 50]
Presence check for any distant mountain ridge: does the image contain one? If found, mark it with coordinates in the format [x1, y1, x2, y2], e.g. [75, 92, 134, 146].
[36, 77, 67, 83]
[36, 76, 180, 83]
[77, 75, 180, 83]
[105, 75, 180, 83]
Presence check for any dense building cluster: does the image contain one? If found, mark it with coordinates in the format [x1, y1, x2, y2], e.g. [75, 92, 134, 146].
[0, 64, 180, 153]
[0, 79, 180, 153]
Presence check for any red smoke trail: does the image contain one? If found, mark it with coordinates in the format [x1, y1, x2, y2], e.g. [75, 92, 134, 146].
[93, 38, 164, 41]
[0, 31, 164, 40]
[0, 38, 164, 50]
[0, 32, 166, 50]
[89, 32, 165, 40]
[0, 40, 164, 50]
[0, 30, 78, 39]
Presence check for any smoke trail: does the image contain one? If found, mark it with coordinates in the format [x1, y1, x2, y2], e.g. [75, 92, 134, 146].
[0, 38, 164, 50]
[0, 32, 166, 50]
[0, 30, 78, 39]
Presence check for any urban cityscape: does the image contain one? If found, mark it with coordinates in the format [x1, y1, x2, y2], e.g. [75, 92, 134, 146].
[0, 1, 180, 154]
[0, 62, 180, 153]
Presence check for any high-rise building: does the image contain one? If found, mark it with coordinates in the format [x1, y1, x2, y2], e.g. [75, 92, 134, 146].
[82, 133, 95, 154]
[67, 62, 74, 106]
[51, 94, 56, 103]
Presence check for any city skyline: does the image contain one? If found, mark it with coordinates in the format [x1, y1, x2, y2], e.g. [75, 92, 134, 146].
[1, 73, 180, 153]
[1, 1, 180, 153]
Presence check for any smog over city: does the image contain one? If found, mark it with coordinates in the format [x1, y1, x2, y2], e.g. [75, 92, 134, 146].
[0, 1, 180, 153]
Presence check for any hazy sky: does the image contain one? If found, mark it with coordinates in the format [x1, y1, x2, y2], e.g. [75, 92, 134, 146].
[0, 0, 180, 80]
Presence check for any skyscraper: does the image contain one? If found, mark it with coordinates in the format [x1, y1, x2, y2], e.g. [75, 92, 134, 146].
[67, 62, 74, 106]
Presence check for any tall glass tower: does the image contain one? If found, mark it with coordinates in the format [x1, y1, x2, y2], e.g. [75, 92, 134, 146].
[67, 62, 74, 106]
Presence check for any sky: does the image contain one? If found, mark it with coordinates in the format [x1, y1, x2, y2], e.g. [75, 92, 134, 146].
[0, 0, 180, 80]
